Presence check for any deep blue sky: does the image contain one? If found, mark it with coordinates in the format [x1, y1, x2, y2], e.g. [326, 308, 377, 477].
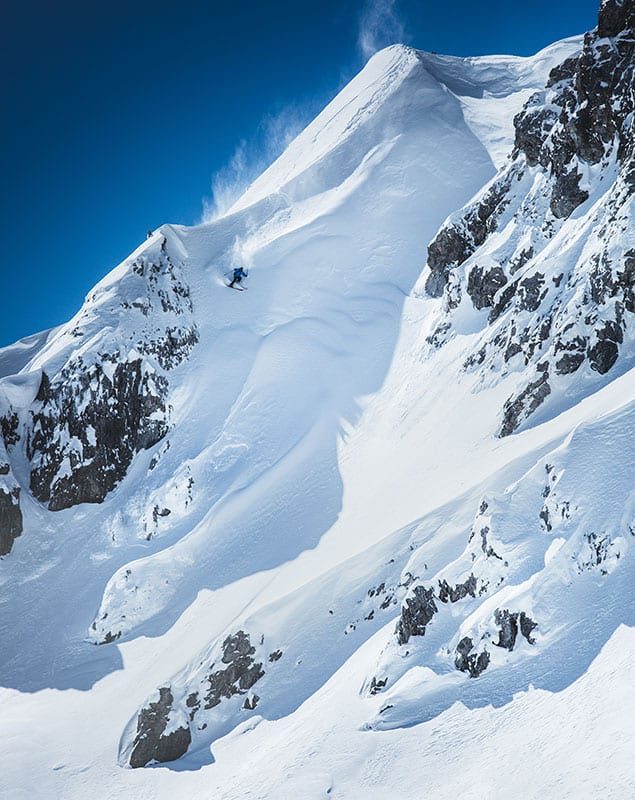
[1, 0, 599, 347]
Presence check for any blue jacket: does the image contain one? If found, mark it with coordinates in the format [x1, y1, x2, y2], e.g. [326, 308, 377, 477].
[233, 267, 247, 279]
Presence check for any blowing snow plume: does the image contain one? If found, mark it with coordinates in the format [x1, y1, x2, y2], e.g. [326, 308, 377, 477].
[358, 0, 409, 60]
[202, 103, 318, 221]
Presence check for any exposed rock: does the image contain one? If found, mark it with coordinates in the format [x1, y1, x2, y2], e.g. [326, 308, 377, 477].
[1, 412, 20, 448]
[129, 687, 191, 769]
[454, 636, 490, 677]
[518, 273, 546, 312]
[514, 98, 558, 167]
[598, 0, 634, 38]
[185, 692, 200, 720]
[243, 694, 259, 710]
[467, 266, 508, 310]
[23, 242, 198, 513]
[425, 177, 511, 297]
[369, 676, 387, 695]
[493, 609, 537, 650]
[578, 531, 620, 574]
[423, 4, 635, 436]
[395, 585, 437, 645]
[494, 609, 518, 650]
[437, 573, 477, 603]
[587, 319, 623, 373]
[203, 631, 264, 710]
[28, 359, 170, 511]
[519, 613, 538, 644]
[0, 486, 22, 556]
[550, 168, 589, 219]
[554, 335, 587, 375]
[499, 368, 551, 437]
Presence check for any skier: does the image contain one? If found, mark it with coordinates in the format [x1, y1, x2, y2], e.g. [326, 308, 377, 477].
[228, 266, 248, 289]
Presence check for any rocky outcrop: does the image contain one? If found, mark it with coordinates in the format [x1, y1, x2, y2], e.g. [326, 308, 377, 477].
[129, 687, 191, 768]
[124, 630, 265, 767]
[587, 319, 622, 374]
[499, 367, 551, 438]
[467, 266, 507, 311]
[424, 175, 512, 298]
[395, 585, 438, 645]
[493, 609, 537, 650]
[25, 239, 198, 511]
[203, 631, 265, 710]
[0, 431, 22, 556]
[423, 3, 635, 436]
[28, 360, 169, 511]
[437, 574, 477, 604]
[454, 636, 490, 677]
[0, 485, 22, 556]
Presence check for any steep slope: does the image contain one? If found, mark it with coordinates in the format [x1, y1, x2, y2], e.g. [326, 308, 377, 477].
[1, 6, 634, 799]
[423, 0, 635, 436]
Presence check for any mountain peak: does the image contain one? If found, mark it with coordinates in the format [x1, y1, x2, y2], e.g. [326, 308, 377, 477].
[2, 1, 635, 796]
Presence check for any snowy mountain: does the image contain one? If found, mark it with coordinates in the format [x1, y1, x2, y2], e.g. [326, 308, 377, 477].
[2, 2, 634, 798]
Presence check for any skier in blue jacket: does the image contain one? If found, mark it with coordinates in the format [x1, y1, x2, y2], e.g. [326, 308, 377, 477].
[228, 267, 248, 289]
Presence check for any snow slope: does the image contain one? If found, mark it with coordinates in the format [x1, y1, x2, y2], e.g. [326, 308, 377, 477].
[2, 11, 634, 798]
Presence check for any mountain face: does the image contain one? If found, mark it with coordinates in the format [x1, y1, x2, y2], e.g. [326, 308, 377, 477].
[424, 0, 635, 437]
[2, 3, 634, 798]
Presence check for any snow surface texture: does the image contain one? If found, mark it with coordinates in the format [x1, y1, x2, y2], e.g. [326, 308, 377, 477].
[2, 5, 635, 797]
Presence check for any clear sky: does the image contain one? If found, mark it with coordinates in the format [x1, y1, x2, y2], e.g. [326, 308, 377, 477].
[1, 0, 599, 347]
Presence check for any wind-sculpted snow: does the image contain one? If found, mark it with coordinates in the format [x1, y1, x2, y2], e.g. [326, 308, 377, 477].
[86, 38, 538, 650]
[121, 382, 635, 765]
[365, 394, 635, 730]
[423, 5, 635, 436]
[119, 501, 475, 766]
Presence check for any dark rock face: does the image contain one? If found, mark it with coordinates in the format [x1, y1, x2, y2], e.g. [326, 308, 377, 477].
[467, 266, 508, 310]
[395, 585, 438, 645]
[493, 609, 537, 651]
[598, 0, 634, 37]
[555, 336, 587, 375]
[499, 368, 551, 437]
[242, 694, 259, 710]
[454, 636, 490, 677]
[128, 630, 265, 767]
[519, 612, 538, 644]
[27, 360, 169, 511]
[587, 319, 623, 373]
[514, 100, 559, 168]
[0, 486, 22, 556]
[129, 687, 192, 768]
[203, 631, 265, 710]
[424, 6, 635, 435]
[369, 676, 387, 695]
[578, 531, 619, 573]
[550, 168, 589, 219]
[425, 177, 511, 297]
[437, 574, 477, 604]
[518, 274, 546, 312]
[24, 242, 198, 511]
[1, 412, 20, 448]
